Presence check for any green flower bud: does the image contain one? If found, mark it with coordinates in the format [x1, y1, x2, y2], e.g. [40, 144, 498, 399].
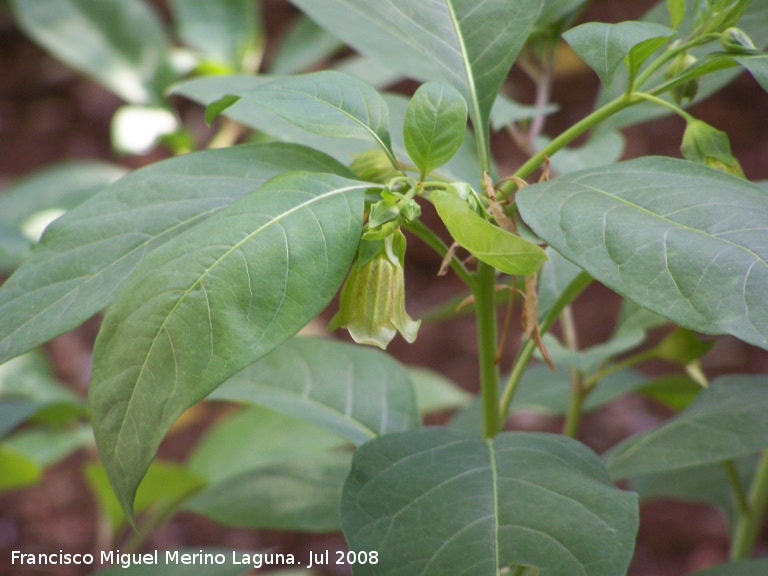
[349, 149, 400, 184]
[666, 52, 699, 105]
[328, 231, 420, 349]
[655, 328, 714, 365]
[681, 119, 746, 178]
[720, 27, 758, 53]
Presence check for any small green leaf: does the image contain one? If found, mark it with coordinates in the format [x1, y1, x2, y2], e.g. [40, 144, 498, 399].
[517, 157, 768, 350]
[205, 94, 240, 125]
[409, 367, 472, 415]
[342, 428, 638, 576]
[403, 82, 467, 177]
[3, 426, 93, 467]
[563, 21, 676, 88]
[210, 337, 418, 446]
[431, 190, 548, 275]
[655, 327, 714, 365]
[682, 119, 745, 177]
[84, 460, 204, 533]
[0, 143, 351, 366]
[9, 0, 171, 103]
[605, 376, 768, 480]
[228, 71, 393, 155]
[0, 446, 41, 492]
[169, 0, 262, 73]
[89, 172, 370, 519]
[512, 367, 647, 415]
[667, 0, 686, 28]
[290, 0, 544, 171]
[541, 330, 645, 374]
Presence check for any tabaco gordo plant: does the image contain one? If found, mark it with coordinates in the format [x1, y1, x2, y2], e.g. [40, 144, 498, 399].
[1, 0, 768, 575]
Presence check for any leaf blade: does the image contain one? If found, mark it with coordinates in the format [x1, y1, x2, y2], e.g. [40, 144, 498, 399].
[89, 172, 370, 518]
[342, 428, 637, 576]
[0, 143, 351, 366]
[517, 157, 768, 350]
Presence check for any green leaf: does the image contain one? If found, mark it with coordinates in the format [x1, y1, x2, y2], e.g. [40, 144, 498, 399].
[0, 143, 351, 366]
[89, 172, 369, 519]
[185, 452, 351, 532]
[639, 374, 702, 411]
[84, 460, 204, 533]
[535, 130, 625, 175]
[290, 0, 544, 170]
[189, 405, 347, 483]
[512, 367, 647, 415]
[409, 367, 472, 415]
[431, 189, 548, 275]
[217, 71, 393, 155]
[185, 405, 349, 532]
[667, 0, 686, 28]
[596, 0, 768, 132]
[604, 375, 768, 480]
[169, 0, 262, 73]
[268, 15, 344, 75]
[687, 558, 768, 576]
[403, 82, 468, 178]
[0, 160, 125, 228]
[0, 446, 41, 492]
[341, 428, 638, 576]
[173, 76, 367, 163]
[490, 95, 559, 131]
[8, 0, 171, 103]
[210, 337, 419, 446]
[517, 157, 768, 350]
[563, 21, 676, 88]
[3, 425, 93, 467]
[541, 331, 645, 374]
[93, 549, 252, 576]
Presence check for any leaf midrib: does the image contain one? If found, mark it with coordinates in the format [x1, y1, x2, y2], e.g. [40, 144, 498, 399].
[112, 182, 367, 468]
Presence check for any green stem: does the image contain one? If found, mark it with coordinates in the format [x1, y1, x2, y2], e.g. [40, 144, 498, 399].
[632, 92, 696, 122]
[403, 221, 475, 288]
[560, 306, 585, 438]
[475, 262, 501, 438]
[731, 449, 768, 560]
[499, 272, 592, 420]
[500, 95, 634, 192]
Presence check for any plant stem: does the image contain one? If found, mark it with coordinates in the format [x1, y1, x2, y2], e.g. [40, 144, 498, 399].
[475, 262, 501, 438]
[403, 221, 475, 288]
[731, 449, 768, 560]
[499, 272, 592, 420]
[560, 305, 585, 438]
[500, 95, 633, 191]
[724, 459, 750, 518]
[632, 92, 696, 122]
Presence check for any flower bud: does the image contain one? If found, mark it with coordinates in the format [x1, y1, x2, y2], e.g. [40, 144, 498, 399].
[681, 119, 746, 178]
[720, 27, 757, 53]
[666, 52, 699, 105]
[328, 231, 420, 349]
[349, 149, 400, 184]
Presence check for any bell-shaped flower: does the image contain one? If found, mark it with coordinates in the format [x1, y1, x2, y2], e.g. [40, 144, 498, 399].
[328, 230, 420, 349]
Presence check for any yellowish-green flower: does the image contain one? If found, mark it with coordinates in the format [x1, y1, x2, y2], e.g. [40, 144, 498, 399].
[328, 230, 420, 349]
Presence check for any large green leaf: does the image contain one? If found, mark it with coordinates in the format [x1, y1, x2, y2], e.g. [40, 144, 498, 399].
[342, 428, 638, 576]
[604, 376, 768, 480]
[174, 75, 367, 163]
[0, 160, 125, 227]
[210, 337, 419, 446]
[517, 157, 768, 350]
[185, 453, 351, 532]
[403, 82, 468, 177]
[268, 15, 344, 75]
[169, 0, 262, 73]
[0, 143, 350, 366]
[217, 71, 393, 155]
[89, 172, 370, 519]
[563, 21, 675, 88]
[9, 0, 171, 103]
[290, 0, 544, 170]
[431, 190, 548, 275]
[186, 405, 350, 532]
